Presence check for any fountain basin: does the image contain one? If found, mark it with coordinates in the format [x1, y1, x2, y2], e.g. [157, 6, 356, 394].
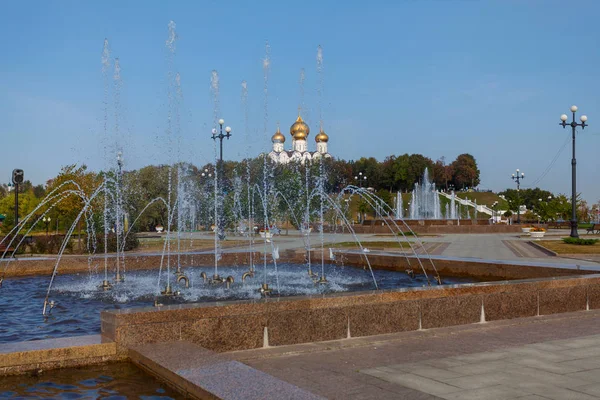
[101, 270, 600, 355]
[0, 261, 473, 344]
[0, 358, 181, 397]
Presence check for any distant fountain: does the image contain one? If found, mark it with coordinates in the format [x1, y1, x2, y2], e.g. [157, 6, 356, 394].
[395, 192, 403, 219]
[408, 168, 442, 219]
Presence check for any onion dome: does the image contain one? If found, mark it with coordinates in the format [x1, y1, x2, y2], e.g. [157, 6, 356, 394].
[290, 115, 310, 140]
[315, 128, 329, 143]
[271, 126, 285, 143]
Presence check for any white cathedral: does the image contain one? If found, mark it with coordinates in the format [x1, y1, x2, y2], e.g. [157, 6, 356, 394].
[268, 114, 332, 164]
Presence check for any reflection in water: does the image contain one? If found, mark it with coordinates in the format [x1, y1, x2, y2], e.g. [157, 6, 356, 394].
[0, 362, 182, 399]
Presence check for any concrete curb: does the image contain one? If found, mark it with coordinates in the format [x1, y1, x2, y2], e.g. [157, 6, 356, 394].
[527, 241, 558, 257]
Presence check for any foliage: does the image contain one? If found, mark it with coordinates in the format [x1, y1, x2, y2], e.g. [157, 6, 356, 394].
[450, 154, 480, 189]
[562, 237, 599, 246]
[94, 233, 140, 253]
[0, 186, 42, 234]
[530, 227, 546, 232]
[31, 235, 73, 254]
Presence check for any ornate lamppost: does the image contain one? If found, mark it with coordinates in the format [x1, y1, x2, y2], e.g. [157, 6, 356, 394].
[560, 106, 588, 238]
[354, 172, 367, 188]
[211, 119, 232, 164]
[511, 169, 524, 224]
[43, 216, 51, 236]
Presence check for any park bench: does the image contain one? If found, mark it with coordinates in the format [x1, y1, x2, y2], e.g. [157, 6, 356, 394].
[0, 243, 16, 258]
[586, 224, 600, 234]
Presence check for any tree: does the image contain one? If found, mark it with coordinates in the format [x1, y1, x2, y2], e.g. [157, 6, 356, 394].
[451, 154, 480, 189]
[45, 164, 101, 233]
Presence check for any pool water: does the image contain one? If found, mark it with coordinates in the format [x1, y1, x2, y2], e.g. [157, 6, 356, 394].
[0, 263, 475, 343]
[0, 362, 182, 399]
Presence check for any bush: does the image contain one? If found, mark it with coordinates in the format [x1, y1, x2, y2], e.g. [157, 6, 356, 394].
[94, 232, 140, 253]
[562, 237, 599, 246]
[31, 235, 73, 254]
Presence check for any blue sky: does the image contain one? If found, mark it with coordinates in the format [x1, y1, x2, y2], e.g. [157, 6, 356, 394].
[1, 0, 599, 201]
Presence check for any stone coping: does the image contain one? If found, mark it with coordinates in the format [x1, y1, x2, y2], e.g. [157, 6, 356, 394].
[0, 334, 113, 354]
[0, 334, 121, 376]
[104, 272, 600, 320]
[130, 341, 324, 399]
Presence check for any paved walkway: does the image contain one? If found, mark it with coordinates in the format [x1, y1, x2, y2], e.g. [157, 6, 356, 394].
[233, 310, 600, 399]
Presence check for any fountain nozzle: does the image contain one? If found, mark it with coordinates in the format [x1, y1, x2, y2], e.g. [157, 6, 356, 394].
[406, 269, 415, 279]
[210, 274, 225, 284]
[42, 299, 57, 316]
[225, 276, 234, 289]
[176, 273, 190, 288]
[99, 280, 112, 291]
[242, 270, 255, 282]
[259, 283, 272, 297]
[317, 275, 328, 284]
[161, 283, 174, 296]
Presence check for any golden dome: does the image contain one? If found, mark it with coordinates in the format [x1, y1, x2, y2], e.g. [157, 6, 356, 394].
[290, 115, 310, 140]
[271, 126, 285, 143]
[315, 128, 329, 143]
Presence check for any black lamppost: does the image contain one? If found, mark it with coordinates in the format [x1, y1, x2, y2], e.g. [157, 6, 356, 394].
[511, 169, 524, 224]
[43, 216, 51, 236]
[10, 169, 24, 229]
[491, 201, 498, 224]
[560, 105, 588, 238]
[211, 118, 232, 164]
[115, 151, 124, 283]
[537, 196, 552, 223]
[354, 172, 367, 188]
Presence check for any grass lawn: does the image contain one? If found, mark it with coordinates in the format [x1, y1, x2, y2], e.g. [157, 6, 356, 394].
[536, 239, 600, 255]
[456, 192, 508, 209]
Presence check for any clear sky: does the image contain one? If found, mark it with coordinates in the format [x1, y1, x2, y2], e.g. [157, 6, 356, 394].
[1, 0, 599, 201]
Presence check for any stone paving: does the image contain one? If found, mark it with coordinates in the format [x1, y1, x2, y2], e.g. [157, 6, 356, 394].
[362, 334, 600, 399]
[234, 310, 600, 399]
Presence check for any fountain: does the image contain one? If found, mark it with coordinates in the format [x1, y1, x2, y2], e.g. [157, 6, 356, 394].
[408, 168, 442, 219]
[2, 22, 594, 400]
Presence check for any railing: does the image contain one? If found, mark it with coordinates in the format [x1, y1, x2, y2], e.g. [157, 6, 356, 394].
[437, 191, 503, 217]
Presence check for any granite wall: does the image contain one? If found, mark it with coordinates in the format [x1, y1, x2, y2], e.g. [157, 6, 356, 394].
[101, 273, 600, 354]
[2, 252, 260, 278]
[334, 252, 596, 281]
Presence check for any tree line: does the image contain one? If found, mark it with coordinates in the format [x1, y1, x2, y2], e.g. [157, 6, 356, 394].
[0, 152, 480, 234]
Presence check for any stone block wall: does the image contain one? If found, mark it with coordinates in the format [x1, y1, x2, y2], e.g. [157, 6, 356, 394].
[101, 274, 600, 354]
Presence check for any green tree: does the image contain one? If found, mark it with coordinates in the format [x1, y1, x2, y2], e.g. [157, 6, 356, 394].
[451, 154, 480, 189]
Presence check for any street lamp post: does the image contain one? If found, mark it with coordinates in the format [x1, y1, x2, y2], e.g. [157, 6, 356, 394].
[511, 169, 524, 224]
[211, 119, 232, 165]
[43, 216, 51, 236]
[354, 172, 367, 188]
[537, 196, 552, 223]
[10, 169, 24, 229]
[491, 201, 498, 224]
[560, 105, 588, 238]
[115, 151, 124, 283]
